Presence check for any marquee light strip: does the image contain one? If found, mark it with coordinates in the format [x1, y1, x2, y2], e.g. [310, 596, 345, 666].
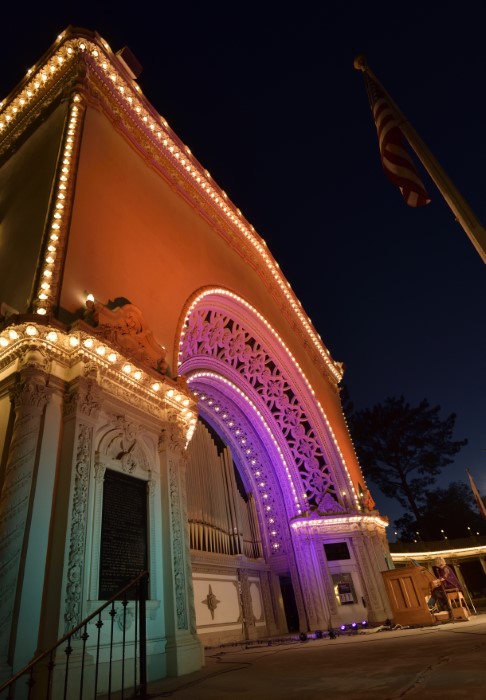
[34, 95, 82, 316]
[291, 515, 388, 530]
[0, 322, 197, 441]
[391, 545, 486, 559]
[188, 370, 303, 517]
[0, 30, 342, 382]
[191, 384, 286, 551]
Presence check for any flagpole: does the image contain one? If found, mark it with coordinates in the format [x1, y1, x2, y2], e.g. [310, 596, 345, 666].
[466, 468, 486, 520]
[354, 54, 486, 264]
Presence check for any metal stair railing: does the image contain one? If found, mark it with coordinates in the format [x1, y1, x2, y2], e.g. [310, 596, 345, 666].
[0, 570, 149, 700]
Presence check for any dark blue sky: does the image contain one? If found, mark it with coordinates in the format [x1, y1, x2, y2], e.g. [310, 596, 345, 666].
[1, 2, 485, 528]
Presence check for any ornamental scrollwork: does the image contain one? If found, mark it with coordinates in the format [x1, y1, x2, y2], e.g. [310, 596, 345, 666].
[64, 377, 103, 419]
[159, 414, 186, 458]
[181, 308, 340, 510]
[10, 372, 51, 414]
[169, 455, 187, 629]
[64, 423, 92, 633]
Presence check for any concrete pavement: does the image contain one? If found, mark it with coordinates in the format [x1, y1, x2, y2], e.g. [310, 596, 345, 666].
[146, 614, 486, 699]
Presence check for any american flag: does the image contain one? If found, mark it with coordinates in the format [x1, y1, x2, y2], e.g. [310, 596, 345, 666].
[365, 74, 431, 207]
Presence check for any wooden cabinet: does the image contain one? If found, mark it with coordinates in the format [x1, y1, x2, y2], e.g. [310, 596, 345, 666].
[382, 565, 436, 627]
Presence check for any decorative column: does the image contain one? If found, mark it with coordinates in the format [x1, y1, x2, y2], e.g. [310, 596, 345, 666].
[60, 372, 103, 635]
[259, 571, 280, 637]
[0, 364, 51, 669]
[158, 413, 203, 676]
[289, 530, 324, 630]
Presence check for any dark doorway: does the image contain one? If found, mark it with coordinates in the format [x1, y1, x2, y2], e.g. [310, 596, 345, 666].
[99, 469, 148, 599]
[279, 575, 300, 632]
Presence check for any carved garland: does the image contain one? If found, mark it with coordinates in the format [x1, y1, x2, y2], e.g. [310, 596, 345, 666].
[64, 423, 91, 632]
[162, 419, 188, 630]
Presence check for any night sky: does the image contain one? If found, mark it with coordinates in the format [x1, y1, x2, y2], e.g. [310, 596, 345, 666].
[1, 2, 485, 528]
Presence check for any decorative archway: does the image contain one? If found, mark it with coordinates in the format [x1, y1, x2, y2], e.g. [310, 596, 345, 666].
[177, 288, 359, 556]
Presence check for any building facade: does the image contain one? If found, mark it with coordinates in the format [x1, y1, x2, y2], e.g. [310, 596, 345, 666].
[0, 27, 393, 689]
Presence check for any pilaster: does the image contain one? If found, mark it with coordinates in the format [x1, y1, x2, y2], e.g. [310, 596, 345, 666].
[0, 359, 52, 668]
[158, 413, 203, 676]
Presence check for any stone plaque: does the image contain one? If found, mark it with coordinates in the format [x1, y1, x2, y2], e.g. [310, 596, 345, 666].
[99, 469, 148, 599]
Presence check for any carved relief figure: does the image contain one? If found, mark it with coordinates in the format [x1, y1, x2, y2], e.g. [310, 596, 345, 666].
[89, 298, 168, 374]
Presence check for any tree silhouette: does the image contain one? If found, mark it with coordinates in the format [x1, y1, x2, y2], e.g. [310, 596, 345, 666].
[347, 396, 467, 527]
[394, 482, 485, 541]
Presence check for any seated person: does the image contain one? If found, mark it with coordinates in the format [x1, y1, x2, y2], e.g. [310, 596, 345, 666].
[427, 557, 463, 612]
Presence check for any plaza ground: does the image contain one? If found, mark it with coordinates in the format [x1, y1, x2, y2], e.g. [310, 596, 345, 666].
[146, 613, 486, 699]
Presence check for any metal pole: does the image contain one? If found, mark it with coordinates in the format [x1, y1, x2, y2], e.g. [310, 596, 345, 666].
[139, 575, 148, 700]
[354, 54, 486, 264]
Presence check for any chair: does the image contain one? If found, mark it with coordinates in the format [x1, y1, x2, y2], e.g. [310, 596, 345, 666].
[446, 589, 470, 620]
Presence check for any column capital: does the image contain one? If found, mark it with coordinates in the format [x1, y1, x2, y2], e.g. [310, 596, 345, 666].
[9, 370, 52, 415]
[64, 375, 103, 421]
[159, 413, 187, 458]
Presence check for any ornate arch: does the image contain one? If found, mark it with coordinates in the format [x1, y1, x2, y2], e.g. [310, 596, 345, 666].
[178, 289, 358, 530]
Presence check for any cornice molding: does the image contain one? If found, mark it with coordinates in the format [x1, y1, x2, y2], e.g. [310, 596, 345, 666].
[0, 28, 343, 385]
[0, 319, 197, 440]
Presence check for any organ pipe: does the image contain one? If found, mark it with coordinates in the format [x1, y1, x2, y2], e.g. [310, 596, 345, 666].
[186, 421, 263, 558]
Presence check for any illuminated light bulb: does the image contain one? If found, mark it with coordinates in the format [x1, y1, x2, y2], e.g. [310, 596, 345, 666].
[0, 337, 9, 347]
[8, 330, 19, 340]
[133, 370, 142, 380]
[96, 345, 106, 356]
[86, 293, 95, 303]
[122, 363, 132, 374]
[25, 325, 38, 336]
[38, 293, 48, 300]
[36, 308, 47, 316]
[175, 394, 182, 402]
[107, 352, 117, 363]
[45, 255, 55, 264]
[83, 338, 94, 348]
[152, 382, 161, 391]
[271, 530, 277, 536]
[46, 331, 58, 342]
[182, 398, 190, 406]
[69, 335, 80, 347]
[43, 269, 52, 277]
